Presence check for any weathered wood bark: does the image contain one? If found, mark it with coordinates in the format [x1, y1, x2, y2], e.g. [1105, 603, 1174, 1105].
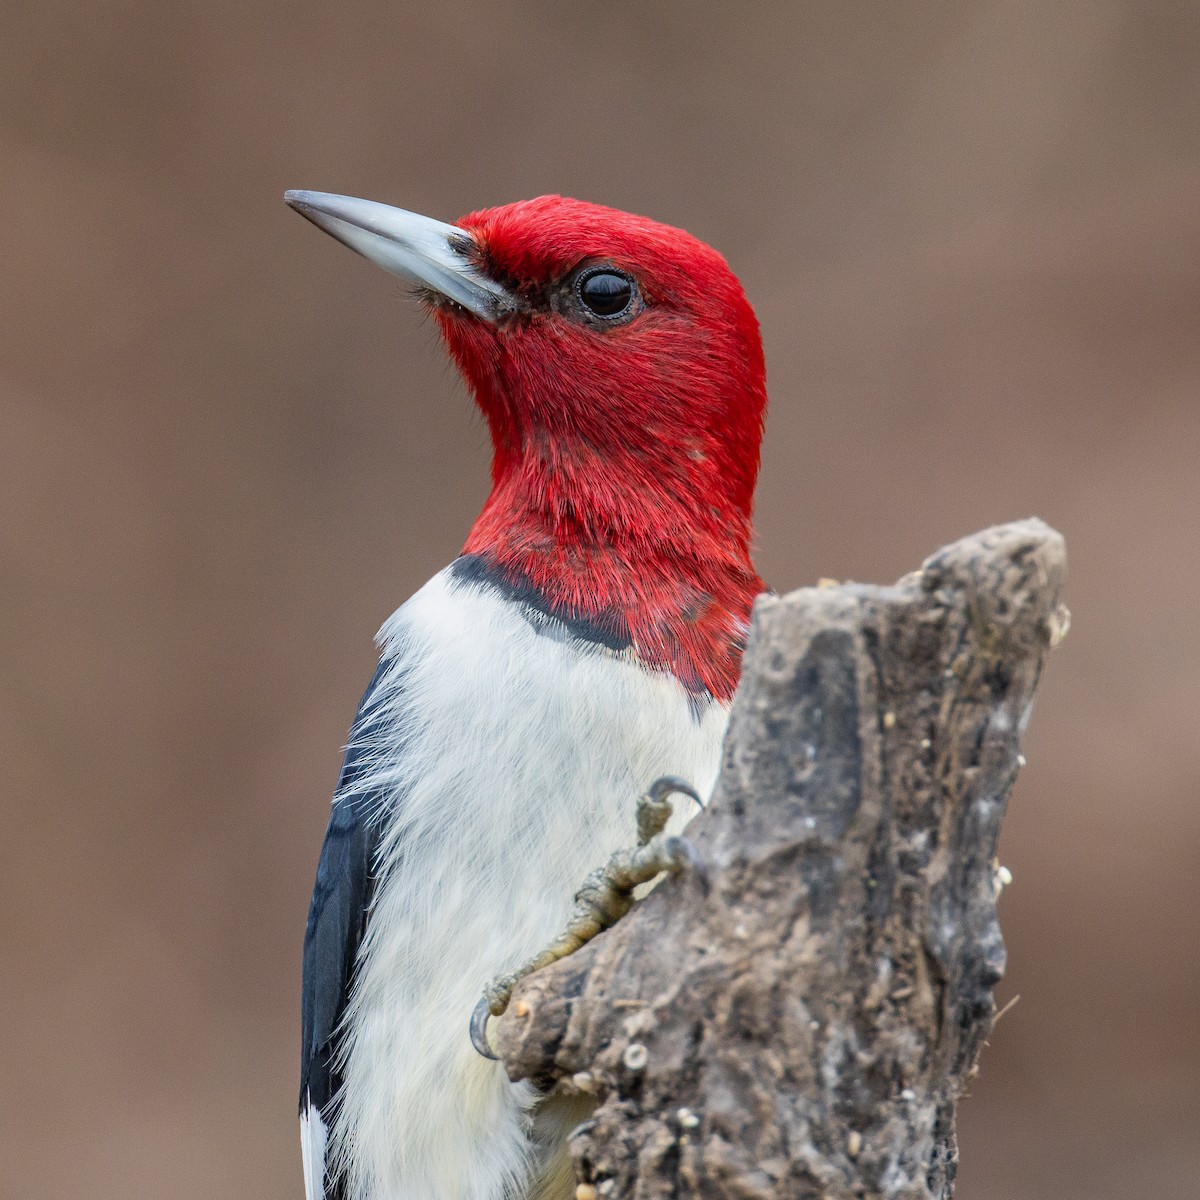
[495, 519, 1067, 1199]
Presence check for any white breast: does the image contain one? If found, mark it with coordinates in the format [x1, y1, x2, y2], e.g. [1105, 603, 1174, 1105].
[330, 567, 729, 1200]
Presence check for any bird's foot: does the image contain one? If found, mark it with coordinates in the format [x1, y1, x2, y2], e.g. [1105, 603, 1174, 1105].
[469, 775, 707, 1058]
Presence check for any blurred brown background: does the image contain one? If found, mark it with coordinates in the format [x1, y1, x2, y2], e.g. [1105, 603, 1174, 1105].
[2, 2, 1197, 1197]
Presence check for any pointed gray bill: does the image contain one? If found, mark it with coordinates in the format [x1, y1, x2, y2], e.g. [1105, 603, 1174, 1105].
[284, 190, 516, 321]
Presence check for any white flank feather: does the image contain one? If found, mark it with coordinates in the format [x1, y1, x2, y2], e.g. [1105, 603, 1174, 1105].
[300, 1096, 328, 1200]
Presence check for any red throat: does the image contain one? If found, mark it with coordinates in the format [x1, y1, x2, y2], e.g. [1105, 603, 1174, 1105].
[436, 196, 767, 701]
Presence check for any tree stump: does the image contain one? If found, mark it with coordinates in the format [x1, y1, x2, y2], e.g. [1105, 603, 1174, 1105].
[494, 519, 1068, 1199]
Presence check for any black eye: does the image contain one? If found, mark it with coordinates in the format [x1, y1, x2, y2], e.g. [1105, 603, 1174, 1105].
[576, 268, 637, 319]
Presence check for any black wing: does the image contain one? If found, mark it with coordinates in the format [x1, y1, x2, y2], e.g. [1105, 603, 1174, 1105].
[299, 659, 392, 1126]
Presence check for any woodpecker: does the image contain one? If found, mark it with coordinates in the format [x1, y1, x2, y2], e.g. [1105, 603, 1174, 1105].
[286, 190, 767, 1200]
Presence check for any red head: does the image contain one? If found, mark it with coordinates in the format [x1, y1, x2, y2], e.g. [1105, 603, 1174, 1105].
[286, 191, 766, 698]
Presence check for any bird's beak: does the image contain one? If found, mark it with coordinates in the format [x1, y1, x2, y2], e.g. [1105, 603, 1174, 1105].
[284, 190, 516, 322]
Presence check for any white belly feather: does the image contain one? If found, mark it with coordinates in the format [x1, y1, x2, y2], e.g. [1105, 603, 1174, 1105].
[330, 568, 729, 1200]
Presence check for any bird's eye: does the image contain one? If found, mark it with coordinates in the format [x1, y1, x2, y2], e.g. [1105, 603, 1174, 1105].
[576, 268, 637, 320]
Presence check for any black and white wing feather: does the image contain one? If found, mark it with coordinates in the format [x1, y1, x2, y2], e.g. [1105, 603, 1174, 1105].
[299, 661, 392, 1200]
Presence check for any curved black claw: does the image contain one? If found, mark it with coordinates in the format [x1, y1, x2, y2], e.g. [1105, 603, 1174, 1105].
[647, 775, 704, 810]
[469, 995, 498, 1060]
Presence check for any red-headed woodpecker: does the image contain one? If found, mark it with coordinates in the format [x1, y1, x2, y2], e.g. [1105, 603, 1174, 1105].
[287, 190, 767, 1200]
